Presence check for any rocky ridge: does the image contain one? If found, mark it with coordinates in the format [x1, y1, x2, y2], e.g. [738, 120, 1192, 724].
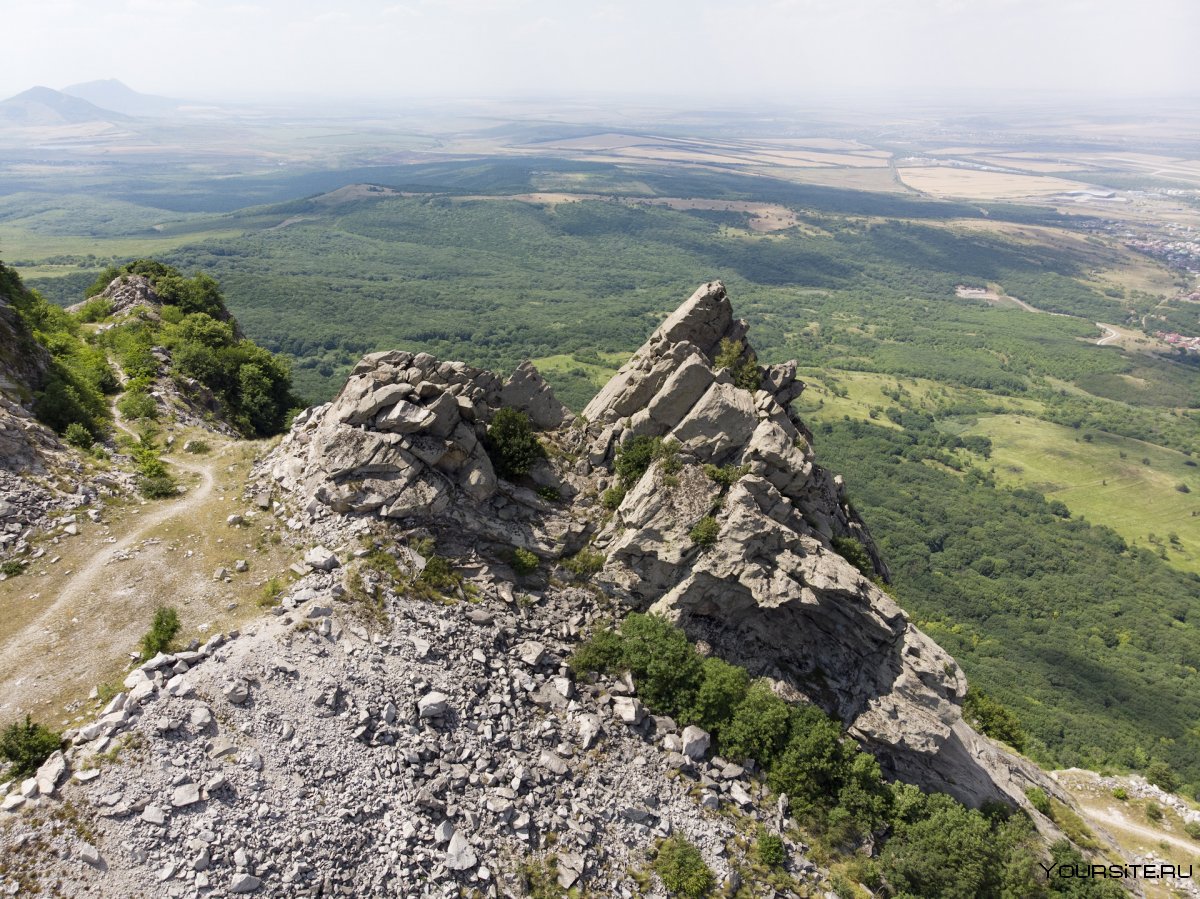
[1, 281, 1070, 896]
[267, 280, 1051, 810]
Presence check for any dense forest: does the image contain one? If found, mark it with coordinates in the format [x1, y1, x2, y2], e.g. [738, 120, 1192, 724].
[818, 416, 1200, 795]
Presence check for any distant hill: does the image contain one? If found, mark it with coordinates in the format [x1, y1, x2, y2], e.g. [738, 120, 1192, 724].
[0, 85, 129, 126]
[62, 78, 179, 117]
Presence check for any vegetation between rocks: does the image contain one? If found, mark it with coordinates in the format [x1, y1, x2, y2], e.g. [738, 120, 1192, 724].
[571, 613, 1122, 898]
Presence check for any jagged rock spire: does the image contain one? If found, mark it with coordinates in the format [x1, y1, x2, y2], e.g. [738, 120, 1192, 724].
[263, 281, 1055, 811]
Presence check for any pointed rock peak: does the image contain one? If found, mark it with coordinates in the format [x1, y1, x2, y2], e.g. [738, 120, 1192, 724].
[650, 280, 734, 358]
[581, 280, 749, 429]
[501, 360, 572, 430]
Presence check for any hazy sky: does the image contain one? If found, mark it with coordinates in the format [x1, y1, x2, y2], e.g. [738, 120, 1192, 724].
[4, 0, 1197, 103]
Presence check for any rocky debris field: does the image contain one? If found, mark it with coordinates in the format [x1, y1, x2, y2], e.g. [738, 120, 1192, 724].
[1, 558, 822, 898]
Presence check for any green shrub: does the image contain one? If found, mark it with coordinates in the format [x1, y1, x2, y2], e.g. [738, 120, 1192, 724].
[139, 606, 181, 660]
[963, 689, 1027, 753]
[656, 439, 682, 475]
[688, 516, 720, 548]
[518, 855, 561, 899]
[483, 408, 545, 479]
[1111, 787, 1128, 801]
[830, 535, 875, 580]
[74, 297, 112, 323]
[1, 560, 23, 578]
[1184, 820, 1200, 841]
[713, 338, 761, 391]
[535, 484, 561, 502]
[139, 475, 177, 499]
[614, 434, 661, 487]
[687, 657, 748, 740]
[0, 715, 62, 780]
[569, 626, 625, 675]
[721, 680, 793, 767]
[512, 547, 539, 576]
[703, 462, 750, 488]
[653, 835, 713, 899]
[562, 548, 605, 578]
[755, 828, 786, 868]
[183, 439, 211, 454]
[1025, 787, 1052, 817]
[63, 422, 94, 449]
[1145, 802, 1163, 822]
[259, 577, 285, 607]
[1146, 760, 1179, 793]
[419, 556, 461, 591]
[619, 614, 704, 717]
[601, 485, 626, 510]
[118, 389, 158, 421]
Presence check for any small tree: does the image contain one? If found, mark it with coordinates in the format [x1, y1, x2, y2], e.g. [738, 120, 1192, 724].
[140, 606, 181, 660]
[483, 408, 545, 480]
[0, 716, 62, 779]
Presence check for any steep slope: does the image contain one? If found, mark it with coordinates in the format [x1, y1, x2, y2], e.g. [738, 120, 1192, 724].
[0, 282, 1100, 898]
[0, 265, 89, 558]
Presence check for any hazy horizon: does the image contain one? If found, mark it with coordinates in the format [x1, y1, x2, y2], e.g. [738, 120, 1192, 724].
[4, 0, 1198, 109]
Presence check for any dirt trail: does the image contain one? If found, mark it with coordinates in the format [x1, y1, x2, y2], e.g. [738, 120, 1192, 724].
[0, 401, 233, 712]
[0, 378, 280, 722]
[1084, 805, 1200, 858]
[1096, 324, 1120, 346]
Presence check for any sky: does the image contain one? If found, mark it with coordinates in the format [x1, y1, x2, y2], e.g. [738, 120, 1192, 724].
[3, 0, 1198, 104]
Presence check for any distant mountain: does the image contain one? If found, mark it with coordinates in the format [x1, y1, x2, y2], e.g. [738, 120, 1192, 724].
[0, 85, 129, 126]
[62, 78, 179, 117]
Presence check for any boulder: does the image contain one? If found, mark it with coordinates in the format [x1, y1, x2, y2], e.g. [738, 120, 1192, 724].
[304, 546, 339, 571]
[680, 725, 710, 761]
[417, 691, 449, 718]
[445, 831, 477, 871]
[501, 361, 571, 430]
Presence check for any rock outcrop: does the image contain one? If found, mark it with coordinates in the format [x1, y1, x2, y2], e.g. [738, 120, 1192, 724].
[67, 274, 162, 320]
[260, 280, 1048, 811]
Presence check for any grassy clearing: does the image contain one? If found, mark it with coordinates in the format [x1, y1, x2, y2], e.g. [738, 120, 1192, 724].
[962, 414, 1200, 573]
[531, 351, 627, 411]
[795, 369, 1040, 429]
[1, 227, 247, 270]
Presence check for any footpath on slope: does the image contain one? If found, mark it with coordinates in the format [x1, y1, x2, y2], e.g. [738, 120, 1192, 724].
[0, 377, 293, 725]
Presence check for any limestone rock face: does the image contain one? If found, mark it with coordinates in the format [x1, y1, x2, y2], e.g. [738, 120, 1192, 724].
[501, 360, 572, 430]
[67, 274, 162, 320]
[265, 351, 584, 560]
[262, 280, 1051, 811]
